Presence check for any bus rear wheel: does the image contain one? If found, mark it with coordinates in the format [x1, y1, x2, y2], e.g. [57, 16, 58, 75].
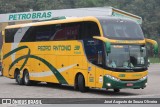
[15, 71, 23, 85]
[77, 74, 87, 92]
[114, 89, 120, 92]
[23, 70, 31, 86]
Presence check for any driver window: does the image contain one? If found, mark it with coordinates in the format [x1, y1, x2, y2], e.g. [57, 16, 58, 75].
[83, 39, 104, 66]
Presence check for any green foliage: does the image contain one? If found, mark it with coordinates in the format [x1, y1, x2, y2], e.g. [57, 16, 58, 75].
[149, 57, 160, 63]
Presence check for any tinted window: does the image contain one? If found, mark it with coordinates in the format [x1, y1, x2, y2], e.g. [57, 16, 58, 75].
[66, 23, 80, 40]
[5, 21, 100, 43]
[50, 23, 81, 41]
[35, 25, 53, 41]
[49, 24, 66, 41]
[80, 22, 100, 39]
[21, 25, 54, 42]
[100, 19, 144, 40]
[22, 22, 81, 42]
[5, 28, 18, 43]
[83, 39, 104, 66]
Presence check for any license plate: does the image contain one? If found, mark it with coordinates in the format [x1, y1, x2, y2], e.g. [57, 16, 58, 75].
[126, 83, 133, 86]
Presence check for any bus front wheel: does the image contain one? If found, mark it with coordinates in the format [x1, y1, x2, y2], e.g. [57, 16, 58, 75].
[78, 74, 87, 92]
[114, 89, 120, 92]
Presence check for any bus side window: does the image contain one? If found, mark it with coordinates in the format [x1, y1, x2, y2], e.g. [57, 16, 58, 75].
[65, 23, 80, 40]
[80, 21, 100, 39]
[21, 27, 36, 42]
[50, 24, 67, 41]
[84, 39, 104, 66]
[50, 22, 81, 41]
[5, 28, 18, 43]
[35, 25, 53, 41]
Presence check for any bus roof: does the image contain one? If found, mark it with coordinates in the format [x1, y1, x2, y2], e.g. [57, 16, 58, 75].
[5, 16, 90, 29]
[5, 16, 137, 29]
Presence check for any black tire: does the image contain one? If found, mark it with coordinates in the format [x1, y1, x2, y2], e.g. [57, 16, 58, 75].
[77, 74, 86, 92]
[74, 76, 79, 91]
[15, 71, 23, 85]
[114, 89, 120, 92]
[23, 70, 31, 86]
[15, 71, 18, 83]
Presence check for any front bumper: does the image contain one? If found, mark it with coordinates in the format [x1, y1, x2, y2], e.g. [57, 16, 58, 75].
[102, 76, 147, 89]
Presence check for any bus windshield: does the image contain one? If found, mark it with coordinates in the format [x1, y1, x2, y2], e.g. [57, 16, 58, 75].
[100, 19, 144, 40]
[106, 45, 147, 69]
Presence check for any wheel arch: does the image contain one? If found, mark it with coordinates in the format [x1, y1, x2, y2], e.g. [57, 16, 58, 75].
[14, 68, 20, 79]
[14, 67, 30, 79]
[23, 68, 29, 74]
[74, 72, 87, 87]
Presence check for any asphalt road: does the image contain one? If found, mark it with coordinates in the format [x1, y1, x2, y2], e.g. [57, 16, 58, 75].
[0, 64, 159, 99]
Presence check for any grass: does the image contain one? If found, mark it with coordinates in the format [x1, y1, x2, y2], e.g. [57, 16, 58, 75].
[149, 57, 160, 63]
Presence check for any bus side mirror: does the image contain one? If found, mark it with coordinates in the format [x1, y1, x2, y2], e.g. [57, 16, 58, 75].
[145, 38, 158, 55]
[105, 41, 111, 53]
[92, 36, 111, 53]
[153, 43, 158, 55]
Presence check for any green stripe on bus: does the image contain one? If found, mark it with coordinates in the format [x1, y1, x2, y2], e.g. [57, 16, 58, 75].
[3, 46, 29, 59]
[4, 46, 68, 84]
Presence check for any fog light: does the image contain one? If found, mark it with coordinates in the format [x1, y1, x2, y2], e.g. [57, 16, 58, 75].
[145, 83, 147, 86]
[106, 83, 111, 87]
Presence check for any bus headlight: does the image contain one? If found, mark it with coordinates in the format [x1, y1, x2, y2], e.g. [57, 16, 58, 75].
[107, 83, 111, 87]
[106, 75, 120, 81]
[145, 83, 148, 86]
[140, 76, 147, 81]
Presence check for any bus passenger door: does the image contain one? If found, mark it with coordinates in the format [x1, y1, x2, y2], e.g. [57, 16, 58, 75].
[95, 67, 104, 88]
[83, 39, 105, 88]
[87, 63, 96, 87]
[83, 40, 96, 87]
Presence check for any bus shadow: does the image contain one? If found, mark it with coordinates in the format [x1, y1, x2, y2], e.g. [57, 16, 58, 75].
[9, 82, 139, 97]
[87, 88, 138, 97]
[31, 83, 139, 97]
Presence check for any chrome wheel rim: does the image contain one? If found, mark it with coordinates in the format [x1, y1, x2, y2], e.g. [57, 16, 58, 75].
[24, 73, 29, 83]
